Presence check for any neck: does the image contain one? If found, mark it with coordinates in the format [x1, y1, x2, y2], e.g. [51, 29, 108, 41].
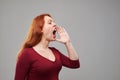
[34, 37, 50, 50]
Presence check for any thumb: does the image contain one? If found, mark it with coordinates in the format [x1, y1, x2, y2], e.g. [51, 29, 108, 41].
[55, 38, 61, 42]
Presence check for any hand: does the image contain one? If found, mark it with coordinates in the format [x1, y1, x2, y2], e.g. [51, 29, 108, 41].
[56, 26, 70, 44]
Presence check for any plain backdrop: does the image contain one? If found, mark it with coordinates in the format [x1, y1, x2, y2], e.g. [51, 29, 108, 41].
[0, 0, 120, 80]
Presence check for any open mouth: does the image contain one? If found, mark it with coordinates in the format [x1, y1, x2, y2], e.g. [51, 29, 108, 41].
[53, 30, 56, 35]
[53, 27, 57, 35]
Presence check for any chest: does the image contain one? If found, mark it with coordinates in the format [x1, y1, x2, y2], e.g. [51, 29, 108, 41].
[29, 52, 62, 75]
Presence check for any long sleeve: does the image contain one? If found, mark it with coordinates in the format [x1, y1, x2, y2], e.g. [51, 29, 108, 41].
[14, 49, 31, 80]
[60, 52, 80, 68]
[53, 47, 80, 68]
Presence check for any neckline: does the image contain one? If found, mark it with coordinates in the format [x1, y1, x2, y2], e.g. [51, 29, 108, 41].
[31, 47, 56, 63]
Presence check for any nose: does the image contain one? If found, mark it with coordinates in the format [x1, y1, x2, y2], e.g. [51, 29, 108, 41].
[53, 25, 57, 28]
[53, 21, 56, 25]
[53, 22, 57, 27]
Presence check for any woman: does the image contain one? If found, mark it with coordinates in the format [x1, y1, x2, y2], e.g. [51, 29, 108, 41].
[14, 13, 80, 80]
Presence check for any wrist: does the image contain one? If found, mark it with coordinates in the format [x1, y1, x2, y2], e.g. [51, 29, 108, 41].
[65, 40, 71, 46]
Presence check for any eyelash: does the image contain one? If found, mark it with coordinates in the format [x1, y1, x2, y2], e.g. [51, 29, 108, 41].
[48, 22, 52, 24]
[48, 20, 54, 24]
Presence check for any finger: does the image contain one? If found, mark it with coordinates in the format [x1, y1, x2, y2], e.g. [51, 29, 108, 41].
[59, 26, 63, 32]
[62, 27, 66, 32]
[62, 27, 68, 35]
[56, 26, 63, 33]
[60, 27, 66, 33]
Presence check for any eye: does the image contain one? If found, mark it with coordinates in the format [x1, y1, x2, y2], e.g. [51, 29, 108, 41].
[48, 22, 52, 24]
[47, 19, 54, 25]
[48, 20, 52, 24]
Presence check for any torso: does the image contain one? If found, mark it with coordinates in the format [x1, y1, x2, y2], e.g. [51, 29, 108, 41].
[33, 47, 55, 62]
[27, 47, 62, 80]
[15, 47, 80, 80]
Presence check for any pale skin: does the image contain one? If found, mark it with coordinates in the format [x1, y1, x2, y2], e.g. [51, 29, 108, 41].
[33, 16, 79, 62]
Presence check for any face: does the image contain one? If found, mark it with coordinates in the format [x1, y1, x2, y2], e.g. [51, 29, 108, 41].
[42, 16, 57, 41]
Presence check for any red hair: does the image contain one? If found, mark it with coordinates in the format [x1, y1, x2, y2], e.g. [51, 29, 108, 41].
[17, 14, 52, 60]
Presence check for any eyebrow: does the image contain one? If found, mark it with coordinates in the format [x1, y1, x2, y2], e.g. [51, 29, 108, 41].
[48, 19, 54, 22]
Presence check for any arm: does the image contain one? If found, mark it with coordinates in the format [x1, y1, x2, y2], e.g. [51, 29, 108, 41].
[56, 26, 79, 60]
[65, 41, 79, 60]
[14, 49, 31, 80]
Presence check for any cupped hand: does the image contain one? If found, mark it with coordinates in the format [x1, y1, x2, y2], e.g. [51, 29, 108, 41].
[55, 26, 70, 44]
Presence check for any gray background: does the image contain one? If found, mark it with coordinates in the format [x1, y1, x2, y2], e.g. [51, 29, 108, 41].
[0, 0, 120, 80]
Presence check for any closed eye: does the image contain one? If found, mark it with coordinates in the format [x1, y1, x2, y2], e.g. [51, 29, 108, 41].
[48, 19, 55, 25]
[48, 22, 51, 24]
[47, 19, 51, 24]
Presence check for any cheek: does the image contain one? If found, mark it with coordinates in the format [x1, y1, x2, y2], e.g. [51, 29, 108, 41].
[43, 25, 52, 34]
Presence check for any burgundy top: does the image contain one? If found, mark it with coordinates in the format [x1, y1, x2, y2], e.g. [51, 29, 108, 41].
[14, 47, 80, 80]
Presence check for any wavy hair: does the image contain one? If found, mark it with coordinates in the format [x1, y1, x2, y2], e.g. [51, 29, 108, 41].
[17, 14, 52, 60]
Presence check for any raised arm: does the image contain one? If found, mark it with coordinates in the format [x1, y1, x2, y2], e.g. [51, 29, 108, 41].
[56, 26, 79, 60]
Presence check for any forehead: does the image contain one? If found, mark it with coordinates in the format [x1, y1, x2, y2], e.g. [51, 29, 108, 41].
[44, 16, 53, 21]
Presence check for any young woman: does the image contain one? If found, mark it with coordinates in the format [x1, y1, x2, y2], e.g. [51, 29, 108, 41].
[14, 13, 80, 80]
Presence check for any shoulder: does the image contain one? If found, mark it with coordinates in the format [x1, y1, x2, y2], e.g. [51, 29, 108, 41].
[21, 48, 32, 55]
[17, 48, 34, 65]
[19, 48, 33, 59]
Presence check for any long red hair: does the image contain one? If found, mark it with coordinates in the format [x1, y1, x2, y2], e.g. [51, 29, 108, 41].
[17, 14, 52, 60]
